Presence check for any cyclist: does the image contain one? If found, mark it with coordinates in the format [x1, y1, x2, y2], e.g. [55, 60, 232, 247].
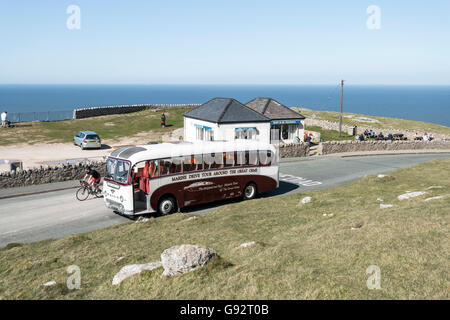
[83, 166, 101, 192]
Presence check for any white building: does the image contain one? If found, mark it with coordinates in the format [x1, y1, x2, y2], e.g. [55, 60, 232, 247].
[184, 97, 305, 145]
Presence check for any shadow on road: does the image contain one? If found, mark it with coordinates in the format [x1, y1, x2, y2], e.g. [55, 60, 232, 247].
[261, 181, 300, 197]
[127, 180, 300, 219]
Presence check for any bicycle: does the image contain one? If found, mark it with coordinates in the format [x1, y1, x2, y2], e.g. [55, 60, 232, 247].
[76, 180, 103, 201]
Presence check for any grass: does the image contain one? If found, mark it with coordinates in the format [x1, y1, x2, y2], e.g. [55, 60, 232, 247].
[295, 107, 450, 135]
[1, 106, 449, 147]
[0, 108, 189, 146]
[306, 125, 354, 141]
[2, 106, 449, 147]
[1, 159, 449, 299]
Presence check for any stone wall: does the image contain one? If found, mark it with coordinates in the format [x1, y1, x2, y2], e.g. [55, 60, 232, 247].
[305, 118, 450, 141]
[0, 145, 311, 188]
[278, 143, 310, 158]
[73, 104, 200, 119]
[0, 162, 105, 189]
[322, 140, 450, 155]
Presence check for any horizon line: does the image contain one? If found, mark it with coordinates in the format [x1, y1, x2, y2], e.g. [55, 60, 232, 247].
[1, 83, 450, 86]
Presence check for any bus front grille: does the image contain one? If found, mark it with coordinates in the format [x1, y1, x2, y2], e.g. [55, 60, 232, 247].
[106, 199, 124, 212]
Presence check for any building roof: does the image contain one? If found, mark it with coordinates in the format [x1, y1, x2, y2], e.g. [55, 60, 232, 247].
[184, 98, 269, 124]
[246, 98, 305, 120]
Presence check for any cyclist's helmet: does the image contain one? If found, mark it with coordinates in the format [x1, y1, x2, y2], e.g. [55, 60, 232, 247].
[85, 166, 92, 174]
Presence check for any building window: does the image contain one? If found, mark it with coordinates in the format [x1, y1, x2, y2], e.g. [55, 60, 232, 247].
[235, 127, 258, 140]
[196, 126, 204, 140]
[195, 125, 214, 141]
[271, 124, 298, 142]
[288, 124, 298, 140]
[204, 129, 213, 141]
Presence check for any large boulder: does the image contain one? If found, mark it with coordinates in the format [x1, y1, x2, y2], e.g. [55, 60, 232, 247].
[161, 244, 217, 276]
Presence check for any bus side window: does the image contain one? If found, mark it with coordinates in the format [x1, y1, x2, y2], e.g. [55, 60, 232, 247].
[249, 150, 259, 166]
[235, 151, 243, 166]
[259, 150, 273, 166]
[208, 153, 223, 169]
[183, 156, 195, 172]
[170, 157, 183, 174]
[149, 160, 159, 178]
[224, 152, 234, 167]
[202, 153, 211, 170]
[159, 159, 171, 176]
[194, 154, 203, 171]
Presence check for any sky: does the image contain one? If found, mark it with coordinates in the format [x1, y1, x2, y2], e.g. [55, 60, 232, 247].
[0, 0, 449, 85]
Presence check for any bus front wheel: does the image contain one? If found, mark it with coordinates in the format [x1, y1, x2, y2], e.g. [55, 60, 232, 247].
[243, 183, 257, 200]
[158, 196, 177, 215]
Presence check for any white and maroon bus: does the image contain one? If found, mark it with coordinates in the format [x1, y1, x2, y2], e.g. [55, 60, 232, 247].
[103, 140, 278, 216]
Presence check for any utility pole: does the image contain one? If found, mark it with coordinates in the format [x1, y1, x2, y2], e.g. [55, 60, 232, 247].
[338, 80, 344, 137]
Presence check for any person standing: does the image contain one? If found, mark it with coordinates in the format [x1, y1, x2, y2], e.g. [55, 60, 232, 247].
[1, 111, 7, 128]
[161, 113, 166, 128]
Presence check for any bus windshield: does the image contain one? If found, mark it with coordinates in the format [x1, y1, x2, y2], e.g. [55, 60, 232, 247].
[106, 158, 130, 184]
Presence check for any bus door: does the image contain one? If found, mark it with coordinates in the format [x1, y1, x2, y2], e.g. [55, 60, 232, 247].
[135, 160, 160, 212]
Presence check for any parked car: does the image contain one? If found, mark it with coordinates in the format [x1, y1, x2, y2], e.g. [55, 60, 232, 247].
[74, 131, 102, 150]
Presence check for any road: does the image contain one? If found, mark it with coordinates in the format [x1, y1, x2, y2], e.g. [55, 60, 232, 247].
[1, 153, 449, 246]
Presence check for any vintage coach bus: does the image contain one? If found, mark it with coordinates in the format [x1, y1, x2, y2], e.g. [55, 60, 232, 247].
[103, 140, 279, 216]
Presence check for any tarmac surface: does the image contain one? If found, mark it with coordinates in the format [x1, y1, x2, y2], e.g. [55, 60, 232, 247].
[1, 153, 449, 247]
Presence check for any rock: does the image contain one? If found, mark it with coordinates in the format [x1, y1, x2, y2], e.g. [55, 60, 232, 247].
[397, 191, 427, 200]
[380, 204, 393, 209]
[185, 216, 198, 221]
[377, 174, 387, 178]
[238, 241, 256, 248]
[43, 281, 57, 287]
[427, 186, 443, 190]
[301, 196, 312, 204]
[135, 217, 149, 223]
[376, 198, 383, 202]
[161, 244, 217, 277]
[322, 213, 333, 217]
[424, 196, 443, 202]
[112, 262, 162, 285]
[351, 222, 364, 230]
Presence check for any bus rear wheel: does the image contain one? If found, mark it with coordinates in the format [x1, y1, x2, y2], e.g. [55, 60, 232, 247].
[158, 196, 177, 215]
[243, 183, 257, 200]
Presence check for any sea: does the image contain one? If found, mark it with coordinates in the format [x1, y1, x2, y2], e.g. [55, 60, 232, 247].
[0, 84, 449, 127]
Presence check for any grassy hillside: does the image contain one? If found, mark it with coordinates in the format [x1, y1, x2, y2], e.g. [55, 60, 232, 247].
[295, 107, 450, 136]
[1, 106, 449, 146]
[306, 125, 354, 141]
[0, 108, 188, 146]
[1, 159, 449, 300]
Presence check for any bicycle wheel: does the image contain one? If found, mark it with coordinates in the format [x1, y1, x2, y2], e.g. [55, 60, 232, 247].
[76, 187, 90, 201]
[94, 185, 103, 198]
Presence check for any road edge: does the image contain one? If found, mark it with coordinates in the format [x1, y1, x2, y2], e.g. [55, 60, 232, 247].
[0, 185, 79, 200]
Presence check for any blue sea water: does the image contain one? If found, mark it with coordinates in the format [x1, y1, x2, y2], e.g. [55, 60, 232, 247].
[0, 84, 449, 126]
